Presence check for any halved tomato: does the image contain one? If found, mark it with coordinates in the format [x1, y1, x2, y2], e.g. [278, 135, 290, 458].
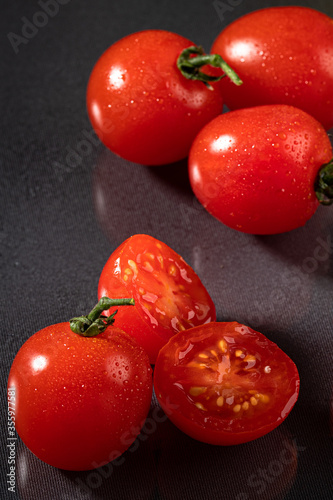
[154, 322, 300, 445]
[98, 234, 216, 363]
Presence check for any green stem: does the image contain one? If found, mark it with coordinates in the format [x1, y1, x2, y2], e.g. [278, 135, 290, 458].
[315, 159, 333, 205]
[177, 46, 243, 89]
[70, 297, 135, 337]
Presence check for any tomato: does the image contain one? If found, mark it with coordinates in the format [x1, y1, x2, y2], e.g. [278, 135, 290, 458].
[211, 6, 333, 130]
[154, 321, 300, 446]
[98, 234, 216, 364]
[7, 298, 152, 471]
[188, 104, 333, 234]
[86, 29, 225, 165]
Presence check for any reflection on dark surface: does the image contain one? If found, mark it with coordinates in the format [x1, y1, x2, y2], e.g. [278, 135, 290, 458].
[15, 392, 300, 500]
[17, 403, 158, 500]
[92, 149, 193, 248]
[155, 419, 298, 500]
[91, 149, 333, 334]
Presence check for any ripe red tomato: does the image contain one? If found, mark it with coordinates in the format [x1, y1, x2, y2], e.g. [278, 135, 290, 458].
[154, 321, 300, 446]
[211, 6, 333, 130]
[86, 29, 224, 165]
[7, 301, 152, 471]
[98, 234, 216, 364]
[188, 104, 333, 234]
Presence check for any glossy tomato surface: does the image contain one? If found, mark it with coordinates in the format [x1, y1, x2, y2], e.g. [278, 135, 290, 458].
[86, 29, 224, 165]
[154, 322, 300, 446]
[98, 234, 216, 364]
[7, 323, 152, 470]
[211, 6, 333, 130]
[189, 104, 332, 234]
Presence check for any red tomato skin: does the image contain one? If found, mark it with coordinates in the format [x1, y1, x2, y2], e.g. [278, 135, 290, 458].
[98, 234, 216, 364]
[154, 322, 300, 446]
[86, 30, 224, 165]
[7, 323, 152, 471]
[211, 6, 333, 130]
[189, 105, 332, 234]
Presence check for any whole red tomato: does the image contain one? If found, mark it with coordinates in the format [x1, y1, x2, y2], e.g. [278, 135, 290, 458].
[211, 6, 333, 130]
[188, 104, 333, 234]
[98, 234, 216, 363]
[7, 298, 152, 471]
[154, 321, 300, 446]
[86, 30, 227, 165]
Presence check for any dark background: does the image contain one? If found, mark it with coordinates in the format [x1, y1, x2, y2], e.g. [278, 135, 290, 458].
[1, 0, 332, 499]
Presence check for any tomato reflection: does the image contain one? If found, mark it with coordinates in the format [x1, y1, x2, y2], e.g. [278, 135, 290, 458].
[155, 419, 298, 500]
[16, 403, 158, 500]
[92, 148, 332, 335]
[92, 149, 194, 247]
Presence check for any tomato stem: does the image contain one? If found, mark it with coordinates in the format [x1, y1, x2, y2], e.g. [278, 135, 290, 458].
[177, 46, 243, 89]
[315, 159, 333, 205]
[70, 297, 135, 337]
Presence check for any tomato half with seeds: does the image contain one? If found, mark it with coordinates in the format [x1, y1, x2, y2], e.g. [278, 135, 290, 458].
[98, 235, 216, 364]
[154, 322, 300, 445]
[211, 6, 333, 130]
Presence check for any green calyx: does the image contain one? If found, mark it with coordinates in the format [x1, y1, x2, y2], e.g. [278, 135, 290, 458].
[315, 159, 333, 205]
[177, 46, 243, 89]
[70, 296, 135, 337]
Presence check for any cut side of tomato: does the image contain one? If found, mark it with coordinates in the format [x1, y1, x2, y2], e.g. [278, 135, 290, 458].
[98, 235, 216, 363]
[154, 322, 300, 445]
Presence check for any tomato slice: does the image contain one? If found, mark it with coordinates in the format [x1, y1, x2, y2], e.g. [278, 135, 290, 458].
[98, 235, 216, 363]
[154, 322, 300, 445]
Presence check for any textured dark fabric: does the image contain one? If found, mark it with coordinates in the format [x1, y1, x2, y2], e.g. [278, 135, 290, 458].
[1, 0, 332, 499]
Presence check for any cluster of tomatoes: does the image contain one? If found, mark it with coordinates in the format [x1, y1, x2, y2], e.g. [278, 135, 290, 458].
[87, 6, 333, 234]
[8, 234, 300, 471]
[8, 6, 332, 472]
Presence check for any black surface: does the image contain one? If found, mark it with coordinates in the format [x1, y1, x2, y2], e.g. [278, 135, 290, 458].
[1, 1, 332, 499]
